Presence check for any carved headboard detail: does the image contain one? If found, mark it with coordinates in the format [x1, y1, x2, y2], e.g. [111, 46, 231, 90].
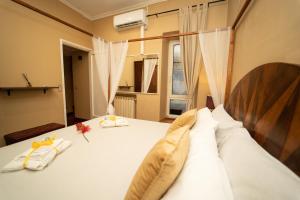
[225, 62, 300, 176]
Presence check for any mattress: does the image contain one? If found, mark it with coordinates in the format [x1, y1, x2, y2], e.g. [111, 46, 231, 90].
[0, 118, 169, 200]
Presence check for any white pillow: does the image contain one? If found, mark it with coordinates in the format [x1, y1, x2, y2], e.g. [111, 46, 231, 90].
[217, 127, 300, 200]
[212, 104, 243, 130]
[162, 108, 233, 200]
[193, 107, 218, 131]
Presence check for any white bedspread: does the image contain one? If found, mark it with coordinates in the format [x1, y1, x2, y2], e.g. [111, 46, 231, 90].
[0, 118, 169, 200]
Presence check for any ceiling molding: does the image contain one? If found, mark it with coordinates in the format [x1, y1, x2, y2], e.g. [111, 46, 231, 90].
[59, 0, 94, 20]
[59, 0, 167, 21]
[91, 0, 167, 20]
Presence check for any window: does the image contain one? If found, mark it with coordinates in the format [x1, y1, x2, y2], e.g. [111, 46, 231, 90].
[167, 41, 188, 118]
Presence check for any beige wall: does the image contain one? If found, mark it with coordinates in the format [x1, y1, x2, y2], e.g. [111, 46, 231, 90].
[21, 0, 92, 32]
[160, 35, 174, 118]
[93, 0, 228, 120]
[227, 0, 245, 26]
[228, 0, 300, 89]
[0, 0, 92, 146]
[0, 0, 228, 146]
[2, 0, 299, 146]
[136, 94, 161, 121]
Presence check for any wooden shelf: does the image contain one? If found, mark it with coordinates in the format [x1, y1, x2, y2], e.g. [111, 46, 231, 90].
[0, 86, 59, 96]
[118, 85, 134, 90]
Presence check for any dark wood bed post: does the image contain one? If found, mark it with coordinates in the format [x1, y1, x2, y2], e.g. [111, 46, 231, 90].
[224, 30, 235, 105]
[224, 0, 253, 105]
[108, 75, 111, 111]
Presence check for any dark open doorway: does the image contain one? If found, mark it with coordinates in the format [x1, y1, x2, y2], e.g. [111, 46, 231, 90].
[63, 45, 90, 126]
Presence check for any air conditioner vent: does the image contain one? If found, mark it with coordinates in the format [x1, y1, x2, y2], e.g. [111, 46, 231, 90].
[113, 9, 147, 31]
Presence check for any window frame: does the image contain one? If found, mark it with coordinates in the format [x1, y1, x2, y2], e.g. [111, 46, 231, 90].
[166, 40, 189, 118]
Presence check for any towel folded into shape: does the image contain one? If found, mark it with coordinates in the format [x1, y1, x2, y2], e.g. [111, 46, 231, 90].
[1, 138, 71, 172]
[99, 115, 129, 128]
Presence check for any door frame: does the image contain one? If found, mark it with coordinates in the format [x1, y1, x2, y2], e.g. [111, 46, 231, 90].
[59, 39, 93, 127]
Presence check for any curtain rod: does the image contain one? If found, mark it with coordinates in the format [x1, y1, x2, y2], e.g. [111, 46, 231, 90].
[129, 32, 198, 42]
[128, 27, 229, 42]
[10, 0, 94, 37]
[147, 0, 226, 17]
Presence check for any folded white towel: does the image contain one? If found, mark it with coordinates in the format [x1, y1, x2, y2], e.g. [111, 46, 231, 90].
[99, 115, 129, 128]
[1, 138, 71, 172]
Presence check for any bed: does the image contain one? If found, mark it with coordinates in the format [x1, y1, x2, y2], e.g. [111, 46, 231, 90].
[0, 62, 299, 200]
[0, 119, 169, 200]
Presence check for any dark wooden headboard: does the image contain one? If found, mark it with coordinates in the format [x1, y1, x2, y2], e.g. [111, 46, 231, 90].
[225, 62, 300, 176]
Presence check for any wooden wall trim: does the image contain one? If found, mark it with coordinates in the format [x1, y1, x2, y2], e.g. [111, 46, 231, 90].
[10, 0, 94, 37]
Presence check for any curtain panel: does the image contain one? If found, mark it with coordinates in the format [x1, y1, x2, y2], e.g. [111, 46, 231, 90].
[93, 37, 128, 115]
[108, 41, 128, 114]
[143, 58, 157, 93]
[199, 28, 231, 106]
[179, 3, 208, 109]
[92, 37, 110, 116]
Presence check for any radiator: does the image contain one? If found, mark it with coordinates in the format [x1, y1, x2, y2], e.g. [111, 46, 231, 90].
[114, 95, 136, 118]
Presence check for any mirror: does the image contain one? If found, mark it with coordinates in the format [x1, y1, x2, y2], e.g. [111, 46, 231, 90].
[119, 54, 159, 93]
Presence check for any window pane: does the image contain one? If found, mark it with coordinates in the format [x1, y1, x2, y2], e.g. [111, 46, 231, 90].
[172, 63, 187, 95]
[173, 44, 181, 63]
[169, 99, 187, 115]
[172, 44, 187, 95]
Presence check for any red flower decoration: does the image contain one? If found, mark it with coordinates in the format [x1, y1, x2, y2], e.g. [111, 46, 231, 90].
[75, 123, 91, 134]
[76, 123, 84, 131]
[75, 123, 91, 143]
[81, 125, 90, 134]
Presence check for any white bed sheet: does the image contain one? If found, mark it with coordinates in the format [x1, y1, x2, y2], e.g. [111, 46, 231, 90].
[0, 118, 169, 200]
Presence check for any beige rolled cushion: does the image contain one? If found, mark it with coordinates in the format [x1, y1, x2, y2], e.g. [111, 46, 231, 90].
[167, 109, 197, 134]
[125, 126, 190, 200]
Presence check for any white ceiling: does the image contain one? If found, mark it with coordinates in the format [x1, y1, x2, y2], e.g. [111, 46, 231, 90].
[59, 0, 167, 20]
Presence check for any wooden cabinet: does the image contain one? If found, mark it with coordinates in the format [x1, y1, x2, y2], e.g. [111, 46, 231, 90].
[4, 123, 65, 145]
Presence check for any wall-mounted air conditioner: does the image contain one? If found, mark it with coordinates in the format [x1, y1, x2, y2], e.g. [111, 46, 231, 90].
[113, 9, 148, 31]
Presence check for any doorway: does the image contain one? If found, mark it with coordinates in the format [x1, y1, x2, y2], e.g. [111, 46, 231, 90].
[61, 42, 91, 126]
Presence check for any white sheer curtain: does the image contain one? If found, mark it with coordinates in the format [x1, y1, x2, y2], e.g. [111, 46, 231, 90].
[179, 4, 208, 109]
[108, 41, 128, 114]
[199, 28, 231, 106]
[92, 37, 110, 115]
[143, 58, 157, 93]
